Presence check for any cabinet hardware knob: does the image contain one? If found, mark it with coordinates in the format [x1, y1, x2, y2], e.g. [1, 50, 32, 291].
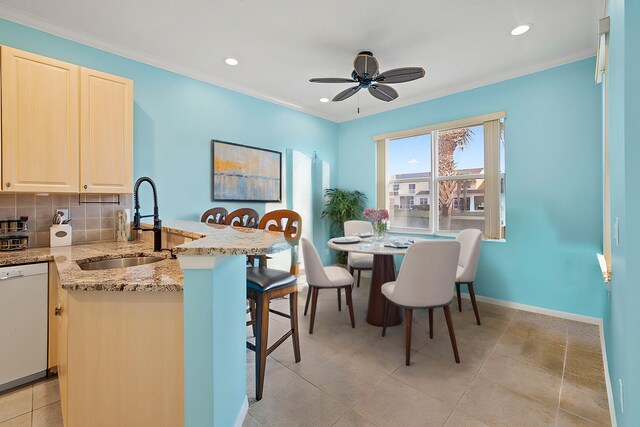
[55, 307, 62, 316]
[5, 182, 10, 188]
[83, 185, 88, 190]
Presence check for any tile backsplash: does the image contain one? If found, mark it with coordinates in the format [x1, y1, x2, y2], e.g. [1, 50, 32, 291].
[0, 193, 132, 247]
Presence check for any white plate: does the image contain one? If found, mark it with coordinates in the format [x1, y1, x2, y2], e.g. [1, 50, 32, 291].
[333, 236, 362, 244]
[358, 232, 373, 238]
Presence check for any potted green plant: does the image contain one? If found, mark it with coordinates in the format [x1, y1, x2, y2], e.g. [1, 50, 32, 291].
[321, 188, 367, 264]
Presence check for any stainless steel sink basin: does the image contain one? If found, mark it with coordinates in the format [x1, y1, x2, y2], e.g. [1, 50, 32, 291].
[77, 256, 165, 271]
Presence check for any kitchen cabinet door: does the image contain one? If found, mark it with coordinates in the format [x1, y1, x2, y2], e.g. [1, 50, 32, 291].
[48, 262, 58, 370]
[80, 67, 133, 193]
[57, 282, 69, 424]
[1, 46, 79, 192]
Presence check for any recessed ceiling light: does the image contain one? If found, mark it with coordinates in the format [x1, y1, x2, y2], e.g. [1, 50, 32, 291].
[511, 24, 531, 36]
[320, 98, 330, 103]
[225, 57, 239, 66]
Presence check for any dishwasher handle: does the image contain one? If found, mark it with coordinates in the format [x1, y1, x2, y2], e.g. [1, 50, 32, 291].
[0, 270, 23, 281]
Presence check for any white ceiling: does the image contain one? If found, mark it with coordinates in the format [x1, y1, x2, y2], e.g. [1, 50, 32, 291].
[0, 0, 605, 122]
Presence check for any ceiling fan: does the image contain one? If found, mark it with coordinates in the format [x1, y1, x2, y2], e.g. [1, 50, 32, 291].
[309, 51, 425, 102]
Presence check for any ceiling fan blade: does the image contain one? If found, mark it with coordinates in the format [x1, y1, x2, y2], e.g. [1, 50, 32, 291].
[375, 67, 426, 84]
[332, 85, 361, 102]
[368, 84, 398, 102]
[309, 78, 357, 83]
[353, 54, 379, 78]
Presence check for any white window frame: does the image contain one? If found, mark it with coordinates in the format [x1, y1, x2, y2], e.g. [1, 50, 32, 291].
[375, 112, 506, 239]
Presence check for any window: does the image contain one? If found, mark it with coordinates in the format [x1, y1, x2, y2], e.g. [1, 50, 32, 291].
[376, 112, 506, 239]
[385, 134, 431, 229]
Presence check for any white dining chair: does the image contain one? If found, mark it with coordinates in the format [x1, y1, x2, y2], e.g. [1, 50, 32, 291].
[343, 220, 374, 288]
[301, 237, 355, 333]
[455, 229, 482, 325]
[381, 240, 461, 366]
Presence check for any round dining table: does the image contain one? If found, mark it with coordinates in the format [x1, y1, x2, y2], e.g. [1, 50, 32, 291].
[327, 236, 422, 327]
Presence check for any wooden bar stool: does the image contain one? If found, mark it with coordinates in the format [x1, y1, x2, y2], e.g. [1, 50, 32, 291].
[257, 209, 302, 275]
[227, 208, 260, 265]
[246, 209, 302, 401]
[200, 207, 228, 225]
[246, 269, 301, 401]
[226, 208, 259, 228]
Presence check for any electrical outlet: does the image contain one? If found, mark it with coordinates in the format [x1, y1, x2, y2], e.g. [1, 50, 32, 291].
[619, 378, 624, 413]
[56, 208, 69, 221]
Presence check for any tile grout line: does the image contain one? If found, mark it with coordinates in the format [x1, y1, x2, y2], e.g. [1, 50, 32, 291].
[554, 328, 570, 426]
[447, 310, 515, 425]
[31, 383, 34, 427]
[266, 356, 353, 425]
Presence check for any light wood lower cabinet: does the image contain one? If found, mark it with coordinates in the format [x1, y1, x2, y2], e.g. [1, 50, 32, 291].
[1, 46, 79, 193]
[56, 288, 184, 427]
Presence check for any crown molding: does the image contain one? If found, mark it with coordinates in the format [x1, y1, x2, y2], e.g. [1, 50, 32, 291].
[0, 6, 596, 124]
[0, 6, 342, 122]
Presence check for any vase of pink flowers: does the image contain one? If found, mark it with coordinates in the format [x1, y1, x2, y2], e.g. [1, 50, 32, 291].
[363, 208, 389, 240]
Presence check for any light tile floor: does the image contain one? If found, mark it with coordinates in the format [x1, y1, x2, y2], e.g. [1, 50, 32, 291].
[245, 272, 612, 427]
[0, 377, 61, 427]
[0, 272, 611, 427]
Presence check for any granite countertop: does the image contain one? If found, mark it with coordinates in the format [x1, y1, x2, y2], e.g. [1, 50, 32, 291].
[144, 219, 292, 257]
[0, 240, 183, 292]
[0, 220, 291, 292]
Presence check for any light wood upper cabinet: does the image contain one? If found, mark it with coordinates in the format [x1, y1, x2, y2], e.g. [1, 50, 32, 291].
[80, 68, 133, 193]
[1, 46, 80, 192]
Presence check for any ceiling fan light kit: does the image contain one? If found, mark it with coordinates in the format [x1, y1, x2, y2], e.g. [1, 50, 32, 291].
[309, 51, 425, 103]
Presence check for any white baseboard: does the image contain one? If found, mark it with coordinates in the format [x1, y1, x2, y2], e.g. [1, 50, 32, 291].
[459, 293, 601, 324]
[600, 326, 617, 427]
[234, 396, 249, 427]
[460, 293, 616, 426]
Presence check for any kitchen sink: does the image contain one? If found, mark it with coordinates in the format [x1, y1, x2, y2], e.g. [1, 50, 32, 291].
[77, 255, 165, 271]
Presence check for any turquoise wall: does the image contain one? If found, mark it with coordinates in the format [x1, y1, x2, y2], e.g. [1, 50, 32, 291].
[0, 18, 339, 262]
[604, 0, 640, 424]
[337, 58, 606, 318]
[182, 256, 248, 427]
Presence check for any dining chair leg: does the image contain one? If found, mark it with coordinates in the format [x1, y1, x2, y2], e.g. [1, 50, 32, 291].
[467, 282, 481, 326]
[250, 298, 257, 338]
[357, 269, 362, 288]
[405, 308, 413, 366]
[345, 286, 355, 328]
[382, 298, 390, 337]
[304, 285, 312, 316]
[289, 290, 301, 363]
[309, 288, 319, 334]
[349, 266, 355, 288]
[337, 288, 342, 312]
[428, 308, 434, 339]
[456, 282, 462, 312]
[255, 294, 270, 400]
[443, 305, 460, 363]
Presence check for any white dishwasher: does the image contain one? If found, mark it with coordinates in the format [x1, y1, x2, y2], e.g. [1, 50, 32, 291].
[0, 263, 48, 392]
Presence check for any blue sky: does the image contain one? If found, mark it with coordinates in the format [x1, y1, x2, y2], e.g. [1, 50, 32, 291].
[387, 125, 485, 176]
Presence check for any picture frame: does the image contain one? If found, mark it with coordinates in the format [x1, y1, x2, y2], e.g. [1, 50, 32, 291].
[212, 140, 282, 202]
